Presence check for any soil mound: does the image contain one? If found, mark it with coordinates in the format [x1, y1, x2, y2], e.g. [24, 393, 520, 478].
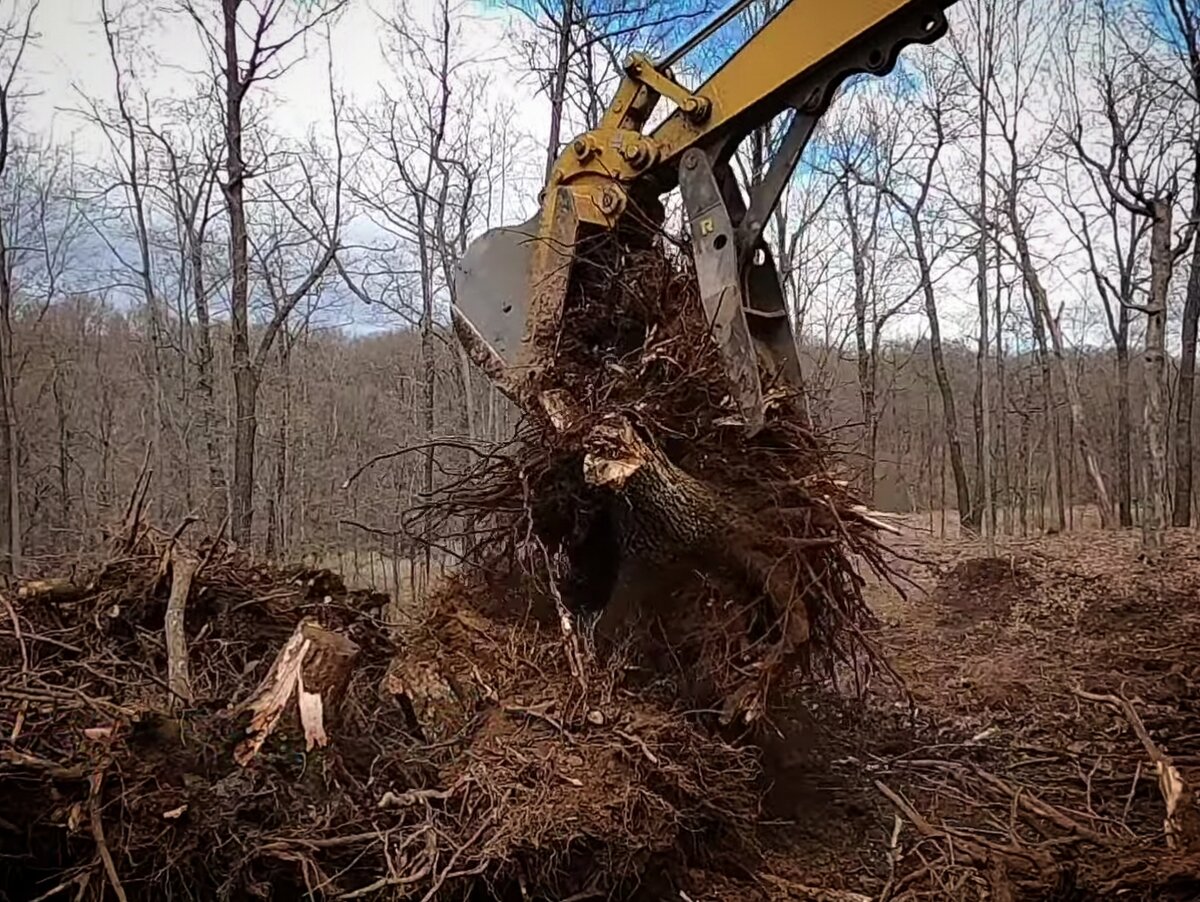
[873, 532, 1200, 900]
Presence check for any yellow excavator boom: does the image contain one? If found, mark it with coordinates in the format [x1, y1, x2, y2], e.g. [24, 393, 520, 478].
[453, 0, 959, 433]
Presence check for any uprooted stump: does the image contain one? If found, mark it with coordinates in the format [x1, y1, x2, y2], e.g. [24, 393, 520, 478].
[0, 529, 765, 900]
[443, 240, 894, 723]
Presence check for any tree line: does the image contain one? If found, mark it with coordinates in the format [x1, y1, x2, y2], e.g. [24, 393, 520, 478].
[2, 0, 1200, 583]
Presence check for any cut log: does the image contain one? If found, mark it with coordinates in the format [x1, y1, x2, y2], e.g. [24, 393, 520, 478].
[235, 619, 360, 766]
[164, 550, 197, 711]
[16, 578, 91, 603]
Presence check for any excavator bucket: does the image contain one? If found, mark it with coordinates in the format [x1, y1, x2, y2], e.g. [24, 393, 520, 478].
[453, 182, 800, 436]
[453, 184, 583, 392]
[452, 214, 539, 366]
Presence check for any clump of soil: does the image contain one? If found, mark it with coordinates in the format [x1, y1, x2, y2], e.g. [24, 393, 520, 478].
[935, 556, 1035, 629]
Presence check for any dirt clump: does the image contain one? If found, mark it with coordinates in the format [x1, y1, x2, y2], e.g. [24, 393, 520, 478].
[935, 556, 1035, 629]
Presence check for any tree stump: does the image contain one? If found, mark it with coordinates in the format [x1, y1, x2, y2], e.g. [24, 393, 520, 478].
[235, 619, 359, 765]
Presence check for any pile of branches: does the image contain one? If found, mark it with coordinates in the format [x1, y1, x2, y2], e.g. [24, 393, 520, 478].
[0, 524, 762, 900]
[438, 237, 896, 722]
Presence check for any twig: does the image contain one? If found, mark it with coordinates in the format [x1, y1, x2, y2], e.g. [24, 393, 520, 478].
[1122, 760, 1143, 829]
[2, 749, 86, 780]
[879, 813, 903, 900]
[89, 770, 128, 902]
[416, 802, 500, 902]
[1074, 687, 1200, 850]
[971, 765, 1107, 843]
[504, 702, 575, 744]
[0, 590, 28, 673]
[336, 863, 432, 899]
[119, 447, 152, 553]
[342, 438, 501, 491]
[195, 514, 229, 579]
[377, 787, 456, 809]
[875, 780, 940, 838]
[168, 514, 199, 545]
[27, 873, 89, 902]
[615, 728, 660, 765]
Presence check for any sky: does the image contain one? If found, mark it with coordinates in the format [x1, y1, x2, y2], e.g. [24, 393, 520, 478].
[22, 0, 538, 155]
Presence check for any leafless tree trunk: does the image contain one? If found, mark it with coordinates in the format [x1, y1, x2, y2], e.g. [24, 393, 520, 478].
[152, 109, 227, 521]
[95, 0, 175, 521]
[916, 225, 973, 533]
[995, 258, 1011, 533]
[1063, 0, 1192, 540]
[0, 2, 36, 575]
[266, 325, 292, 559]
[1143, 198, 1172, 546]
[190, 0, 343, 546]
[851, 65, 973, 532]
[973, 0, 996, 550]
[1010, 210, 1114, 527]
[1174, 153, 1200, 525]
[544, 0, 574, 181]
[220, 0, 255, 546]
[1163, 0, 1200, 526]
[0, 191, 18, 576]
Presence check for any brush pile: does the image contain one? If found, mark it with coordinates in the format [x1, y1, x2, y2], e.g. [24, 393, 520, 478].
[0, 526, 762, 900]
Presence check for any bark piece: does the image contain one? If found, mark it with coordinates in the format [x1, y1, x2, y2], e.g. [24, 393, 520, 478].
[16, 578, 90, 603]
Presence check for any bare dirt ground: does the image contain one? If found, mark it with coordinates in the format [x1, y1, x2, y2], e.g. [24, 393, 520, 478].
[699, 527, 1200, 901]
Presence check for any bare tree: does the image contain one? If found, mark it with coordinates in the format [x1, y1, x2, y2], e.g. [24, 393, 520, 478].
[1065, 0, 1193, 545]
[343, 0, 505, 583]
[180, 0, 345, 546]
[824, 104, 915, 504]
[147, 99, 228, 521]
[1149, 0, 1200, 526]
[0, 1, 39, 574]
[974, 0, 1115, 530]
[1060, 134, 1149, 529]
[852, 54, 975, 533]
[946, 0, 1000, 546]
[507, 0, 713, 174]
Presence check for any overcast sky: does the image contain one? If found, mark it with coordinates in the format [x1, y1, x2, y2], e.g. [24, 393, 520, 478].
[24, 0, 538, 153]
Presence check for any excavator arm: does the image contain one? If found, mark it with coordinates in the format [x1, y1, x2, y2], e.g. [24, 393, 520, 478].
[454, 0, 958, 433]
